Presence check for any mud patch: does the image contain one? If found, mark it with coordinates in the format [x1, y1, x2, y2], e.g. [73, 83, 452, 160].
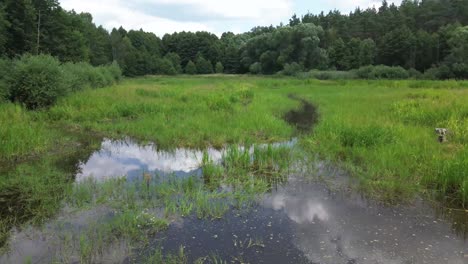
[284, 95, 319, 133]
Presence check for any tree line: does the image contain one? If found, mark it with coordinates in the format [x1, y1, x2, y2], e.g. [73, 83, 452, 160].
[1, 0, 468, 78]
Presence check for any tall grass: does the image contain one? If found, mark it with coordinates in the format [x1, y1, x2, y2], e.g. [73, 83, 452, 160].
[0, 104, 53, 160]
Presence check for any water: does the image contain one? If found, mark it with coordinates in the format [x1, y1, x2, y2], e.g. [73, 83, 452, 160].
[1, 138, 467, 264]
[76, 138, 222, 181]
[144, 175, 468, 264]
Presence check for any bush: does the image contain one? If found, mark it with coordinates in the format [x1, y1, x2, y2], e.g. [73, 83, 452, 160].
[450, 63, 468, 79]
[9, 54, 66, 109]
[249, 62, 262, 74]
[355, 65, 410, 79]
[185, 61, 196, 75]
[155, 58, 177, 75]
[0, 58, 12, 101]
[302, 70, 356, 80]
[423, 65, 454, 80]
[408, 68, 422, 79]
[195, 55, 213, 74]
[62, 61, 122, 92]
[108, 61, 123, 82]
[282, 62, 303, 76]
[215, 62, 224, 74]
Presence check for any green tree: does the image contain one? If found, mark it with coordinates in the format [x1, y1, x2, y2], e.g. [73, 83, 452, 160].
[358, 38, 376, 66]
[185, 60, 196, 75]
[0, 4, 10, 55]
[195, 53, 213, 74]
[378, 26, 416, 68]
[3, 0, 36, 56]
[215, 62, 224, 73]
[155, 58, 176, 75]
[328, 38, 348, 70]
[164, 52, 182, 73]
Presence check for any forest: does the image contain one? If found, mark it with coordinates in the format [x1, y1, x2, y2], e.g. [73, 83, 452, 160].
[1, 0, 468, 79]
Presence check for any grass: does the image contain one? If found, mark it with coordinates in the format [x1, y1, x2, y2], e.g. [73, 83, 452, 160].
[1, 76, 467, 204]
[0, 75, 467, 260]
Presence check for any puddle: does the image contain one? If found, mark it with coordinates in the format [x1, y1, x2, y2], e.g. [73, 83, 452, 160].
[76, 137, 297, 182]
[1, 138, 468, 264]
[76, 138, 220, 182]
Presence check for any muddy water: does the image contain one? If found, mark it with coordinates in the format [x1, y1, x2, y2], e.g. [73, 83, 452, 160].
[1, 139, 468, 264]
[146, 175, 468, 264]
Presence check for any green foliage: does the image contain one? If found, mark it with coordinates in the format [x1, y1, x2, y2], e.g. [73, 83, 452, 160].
[242, 23, 324, 74]
[155, 58, 177, 75]
[9, 54, 66, 109]
[0, 58, 12, 101]
[303, 70, 356, 80]
[195, 53, 213, 74]
[378, 26, 416, 68]
[62, 62, 121, 92]
[0, 103, 53, 160]
[355, 65, 410, 79]
[282, 62, 303, 76]
[1, 0, 468, 78]
[249, 62, 262, 74]
[338, 125, 397, 148]
[215, 61, 224, 74]
[423, 65, 454, 80]
[184, 60, 196, 74]
[164, 52, 182, 73]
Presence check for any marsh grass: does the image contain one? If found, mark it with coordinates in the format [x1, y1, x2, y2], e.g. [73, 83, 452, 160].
[0, 104, 53, 161]
[1, 76, 468, 258]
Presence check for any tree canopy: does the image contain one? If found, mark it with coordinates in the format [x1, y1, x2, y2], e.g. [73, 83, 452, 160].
[1, 0, 468, 78]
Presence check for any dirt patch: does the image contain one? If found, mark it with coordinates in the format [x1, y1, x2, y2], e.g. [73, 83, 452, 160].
[284, 94, 318, 133]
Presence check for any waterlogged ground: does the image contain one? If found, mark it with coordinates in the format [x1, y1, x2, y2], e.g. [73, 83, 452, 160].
[1, 139, 467, 264]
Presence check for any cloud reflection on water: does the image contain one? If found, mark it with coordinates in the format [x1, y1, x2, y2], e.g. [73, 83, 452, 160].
[76, 138, 223, 181]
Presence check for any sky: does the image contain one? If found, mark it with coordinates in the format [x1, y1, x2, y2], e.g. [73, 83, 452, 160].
[60, 0, 402, 37]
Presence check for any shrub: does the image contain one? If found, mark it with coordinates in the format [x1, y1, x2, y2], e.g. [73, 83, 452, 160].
[9, 54, 66, 109]
[303, 70, 356, 80]
[185, 60, 196, 75]
[355, 65, 410, 79]
[423, 65, 454, 80]
[215, 62, 224, 74]
[155, 58, 177, 75]
[450, 63, 468, 79]
[108, 61, 123, 82]
[408, 68, 422, 79]
[249, 62, 262, 74]
[282, 62, 303, 76]
[195, 55, 213, 74]
[164, 52, 183, 74]
[62, 62, 121, 92]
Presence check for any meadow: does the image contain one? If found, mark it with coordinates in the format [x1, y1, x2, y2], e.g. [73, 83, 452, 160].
[0, 76, 467, 261]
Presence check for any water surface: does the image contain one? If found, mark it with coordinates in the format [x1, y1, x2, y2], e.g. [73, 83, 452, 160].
[1, 138, 467, 264]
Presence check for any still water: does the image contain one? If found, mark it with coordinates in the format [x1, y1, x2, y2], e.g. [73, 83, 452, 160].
[1, 138, 467, 263]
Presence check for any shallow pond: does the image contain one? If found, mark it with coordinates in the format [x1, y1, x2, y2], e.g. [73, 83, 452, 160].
[1, 138, 467, 263]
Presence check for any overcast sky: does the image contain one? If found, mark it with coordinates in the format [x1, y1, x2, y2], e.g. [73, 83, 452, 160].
[60, 0, 402, 36]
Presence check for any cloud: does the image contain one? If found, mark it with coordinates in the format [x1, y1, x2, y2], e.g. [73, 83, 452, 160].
[60, 0, 294, 36]
[60, 0, 402, 36]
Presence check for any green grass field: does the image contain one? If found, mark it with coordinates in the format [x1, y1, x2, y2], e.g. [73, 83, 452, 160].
[1, 76, 467, 246]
